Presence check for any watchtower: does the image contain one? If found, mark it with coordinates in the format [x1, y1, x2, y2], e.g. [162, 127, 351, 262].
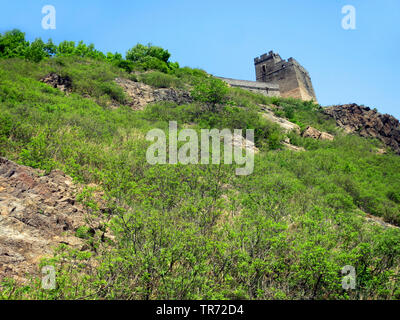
[254, 51, 317, 102]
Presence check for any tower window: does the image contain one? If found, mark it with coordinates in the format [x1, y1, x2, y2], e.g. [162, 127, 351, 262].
[262, 65, 266, 73]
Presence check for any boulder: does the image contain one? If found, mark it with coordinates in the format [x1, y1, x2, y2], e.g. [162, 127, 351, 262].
[40, 73, 72, 93]
[302, 126, 334, 141]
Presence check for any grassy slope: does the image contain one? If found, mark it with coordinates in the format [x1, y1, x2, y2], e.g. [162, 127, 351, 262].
[1, 57, 400, 300]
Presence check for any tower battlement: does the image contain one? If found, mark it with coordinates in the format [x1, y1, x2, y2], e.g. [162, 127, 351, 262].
[254, 51, 317, 102]
[254, 50, 282, 64]
[218, 51, 317, 101]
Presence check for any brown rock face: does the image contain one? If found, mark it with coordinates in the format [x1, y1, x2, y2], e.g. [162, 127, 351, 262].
[260, 106, 301, 134]
[301, 126, 334, 141]
[115, 78, 193, 110]
[40, 73, 72, 93]
[324, 104, 400, 154]
[0, 158, 91, 282]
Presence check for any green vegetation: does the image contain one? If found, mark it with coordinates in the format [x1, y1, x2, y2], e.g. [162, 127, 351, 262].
[273, 99, 338, 133]
[126, 43, 179, 73]
[191, 77, 229, 111]
[1, 30, 400, 300]
[0, 30, 180, 74]
[139, 71, 184, 89]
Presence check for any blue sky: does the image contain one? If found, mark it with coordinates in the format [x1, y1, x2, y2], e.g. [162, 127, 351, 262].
[1, 0, 400, 117]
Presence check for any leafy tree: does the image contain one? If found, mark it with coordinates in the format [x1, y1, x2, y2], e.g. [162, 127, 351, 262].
[56, 40, 105, 60]
[43, 38, 57, 56]
[0, 30, 57, 62]
[0, 29, 29, 58]
[57, 40, 76, 56]
[126, 43, 170, 63]
[24, 38, 48, 62]
[126, 43, 174, 73]
[191, 77, 229, 112]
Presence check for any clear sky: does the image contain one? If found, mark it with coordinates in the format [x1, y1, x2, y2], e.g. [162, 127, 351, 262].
[1, 0, 400, 118]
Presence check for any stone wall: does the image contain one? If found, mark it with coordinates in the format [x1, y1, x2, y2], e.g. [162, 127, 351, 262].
[217, 77, 280, 97]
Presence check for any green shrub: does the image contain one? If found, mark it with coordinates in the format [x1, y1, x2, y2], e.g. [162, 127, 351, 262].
[387, 190, 400, 204]
[191, 77, 229, 112]
[75, 226, 94, 239]
[99, 82, 127, 104]
[126, 43, 170, 63]
[19, 131, 56, 173]
[139, 71, 183, 88]
[0, 29, 28, 58]
[126, 43, 176, 73]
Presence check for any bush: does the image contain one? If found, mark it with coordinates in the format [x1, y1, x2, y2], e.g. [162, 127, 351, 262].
[19, 131, 56, 173]
[132, 55, 170, 73]
[191, 77, 229, 112]
[139, 71, 183, 88]
[99, 82, 127, 104]
[116, 59, 134, 73]
[0, 29, 28, 58]
[126, 43, 175, 73]
[126, 43, 170, 63]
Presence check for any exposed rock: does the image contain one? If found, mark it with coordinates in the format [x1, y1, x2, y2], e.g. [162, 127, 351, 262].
[282, 142, 305, 152]
[319, 131, 335, 141]
[0, 158, 98, 282]
[40, 73, 72, 93]
[324, 104, 400, 154]
[231, 134, 259, 154]
[281, 138, 305, 152]
[115, 78, 193, 110]
[365, 213, 399, 229]
[153, 88, 193, 106]
[260, 107, 301, 134]
[375, 148, 387, 155]
[301, 126, 334, 141]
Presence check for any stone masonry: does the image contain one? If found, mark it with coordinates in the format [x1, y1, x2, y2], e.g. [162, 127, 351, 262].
[216, 77, 280, 97]
[254, 51, 317, 102]
[218, 51, 317, 102]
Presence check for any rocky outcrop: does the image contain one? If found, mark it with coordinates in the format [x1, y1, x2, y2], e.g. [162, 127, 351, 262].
[40, 73, 72, 93]
[231, 134, 259, 154]
[0, 158, 97, 282]
[302, 126, 334, 141]
[365, 213, 399, 230]
[115, 78, 193, 109]
[260, 107, 301, 134]
[324, 104, 400, 154]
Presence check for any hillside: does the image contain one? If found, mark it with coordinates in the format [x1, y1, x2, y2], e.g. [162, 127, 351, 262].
[1, 31, 400, 300]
